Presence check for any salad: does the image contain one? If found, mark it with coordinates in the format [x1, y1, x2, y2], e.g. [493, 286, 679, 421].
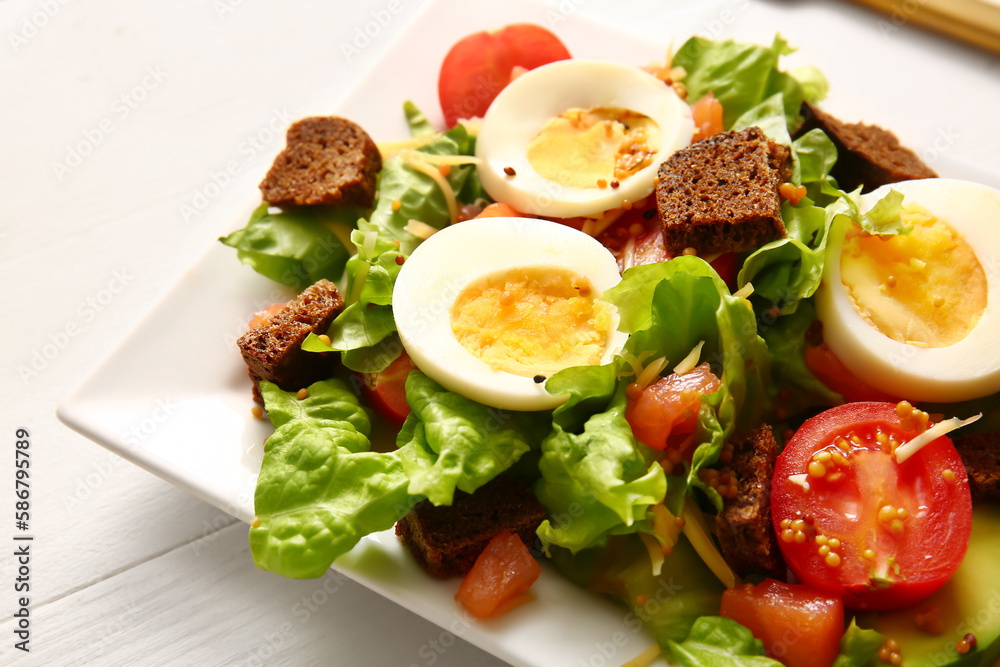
[219, 22, 1000, 667]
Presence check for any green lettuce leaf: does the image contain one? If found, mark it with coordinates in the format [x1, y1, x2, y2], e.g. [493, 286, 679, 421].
[250, 380, 418, 578]
[549, 533, 725, 647]
[534, 385, 666, 553]
[672, 34, 805, 132]
[219, 203, 355, 291]
[403, 99, 435, 137]
[758, 300, 842, 414]
[367, 122, 479, 254]
[667, 616, 781, 667]
[732, 92, 795, 151]
[604, 257, 769, 511]
[791, 65, 829, 104]
[737, 130, 844, 315]
[832, 619, 884, 667]
[259, 378, 371, 436]
[396, 371, 550, 506]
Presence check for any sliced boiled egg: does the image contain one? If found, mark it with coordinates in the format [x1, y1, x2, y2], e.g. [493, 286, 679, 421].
[816, 178, 1000, 403]
[392, 216, 628, 411]
[475, 59, 693, 219]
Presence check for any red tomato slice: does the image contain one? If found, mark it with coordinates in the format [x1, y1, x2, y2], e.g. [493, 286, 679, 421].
[626, 363, 721, 451]
[804, 341, 900, 404]
[455, 532, 541, 619]
[708, 252, 739, 293]
[438, 23, 571, 127]
[721, 579, 844, 667]
[248, 302, 287, 329]
[691, 92, 724, 141]
[358, 350, 417, 426]
[474, 202, 525, 219]
[771, 402, 972, 611]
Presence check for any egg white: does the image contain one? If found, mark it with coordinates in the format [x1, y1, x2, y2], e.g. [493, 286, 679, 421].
[392, 216, 628, 411]
[816, 178, 1000, 403]
[475, 59, 693, 219]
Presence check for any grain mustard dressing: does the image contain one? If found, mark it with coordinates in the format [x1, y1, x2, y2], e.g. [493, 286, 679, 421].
[840, 205, 987, 347]
[526, 107, 660, 189]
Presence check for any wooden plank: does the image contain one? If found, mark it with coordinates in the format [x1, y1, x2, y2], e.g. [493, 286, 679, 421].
[0, 523, 507, 666]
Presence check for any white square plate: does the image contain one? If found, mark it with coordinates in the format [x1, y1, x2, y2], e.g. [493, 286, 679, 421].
[57, 1, 1000, 666]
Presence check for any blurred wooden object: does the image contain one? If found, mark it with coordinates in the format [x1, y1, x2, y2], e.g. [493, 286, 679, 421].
[852, 0, 1000, 54]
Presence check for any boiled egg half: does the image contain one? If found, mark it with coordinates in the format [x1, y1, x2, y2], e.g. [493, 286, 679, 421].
[475, 59, 693, 219]
[816, 178, 1000, 402]
[392, 216, 628, 411]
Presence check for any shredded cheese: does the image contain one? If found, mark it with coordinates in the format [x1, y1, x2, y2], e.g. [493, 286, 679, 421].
[404, 152, 481, 167]
[621, 235, 637, 273]
[376, 135, 437, 155]
[635, 356, 669, 391]
[591, 208, 626, 238]
[639, 533, 665, 576]
[404, 219, 439, 240]
[617, 349, 654, 380]
[894, 413, 982, 464]
[732, 282, 754, 300]
[673, 341, 705, 375]
[325, 220, 356, 255]
[787, 473, 810, 491]
[621, 642, 662, 667]
[682, 496, 739, 589]
[398, 150, 460, 225]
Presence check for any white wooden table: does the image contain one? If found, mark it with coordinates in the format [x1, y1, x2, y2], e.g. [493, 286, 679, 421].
[2, 0, 997, 665]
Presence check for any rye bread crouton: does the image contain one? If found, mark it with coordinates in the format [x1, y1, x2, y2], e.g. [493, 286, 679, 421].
[715, 424, 786, 579]
[656, 126, 792, 256]
[259, 116, 382, 208]
[797, 102, 937, 193]
[237, 279, 344, 404]
[395, 475, 546, 579]
[952, 431, 1000, 504]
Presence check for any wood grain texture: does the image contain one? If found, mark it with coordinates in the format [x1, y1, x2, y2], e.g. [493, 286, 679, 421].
[2, 0, 998, 664]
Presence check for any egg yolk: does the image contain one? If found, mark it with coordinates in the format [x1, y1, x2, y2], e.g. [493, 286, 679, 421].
[526, 107, 660, 190]
[450, 266, 612, 377]
[840, 205, 987, 348]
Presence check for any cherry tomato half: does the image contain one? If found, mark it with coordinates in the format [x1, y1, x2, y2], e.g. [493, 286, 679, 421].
[438, 23, 571, 128]
[771, 402, 972, 611]
[357, 350, 417, 427]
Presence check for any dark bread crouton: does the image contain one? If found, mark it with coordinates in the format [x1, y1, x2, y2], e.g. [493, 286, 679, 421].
[395, 475, 546, 579]
[797, 102, 936, 193]
[715, 424, 786, 579]
[237, 279, 344, 404]
[259, 116, 382, 208]
[656, 126, 792, 256]
[952, 431, 1000, 504]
